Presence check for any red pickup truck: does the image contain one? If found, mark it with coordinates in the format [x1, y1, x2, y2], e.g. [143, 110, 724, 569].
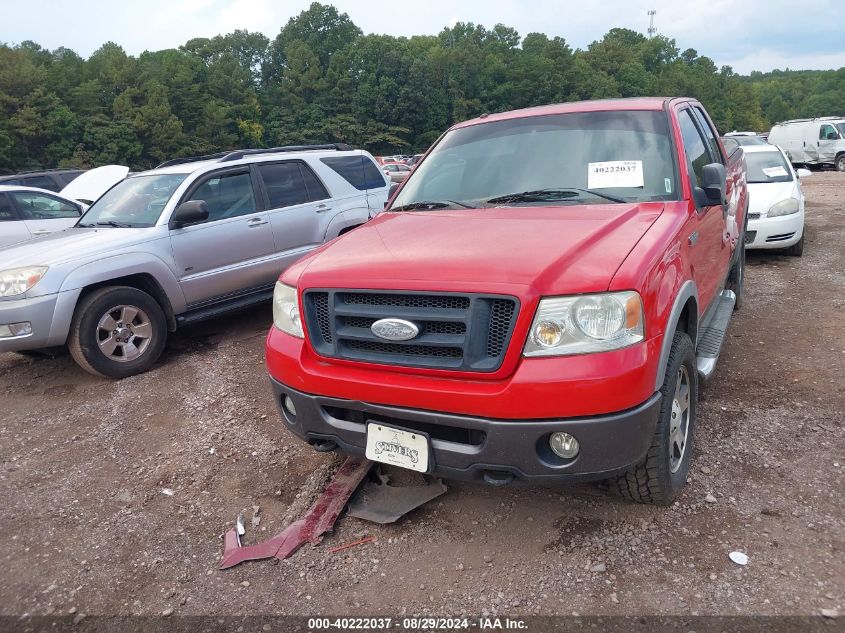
[266, 97, 748, 505]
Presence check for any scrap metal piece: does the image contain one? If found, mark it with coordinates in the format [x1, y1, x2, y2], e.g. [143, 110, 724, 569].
[347, 470, 447, 524]
[219, 456, 371, 570]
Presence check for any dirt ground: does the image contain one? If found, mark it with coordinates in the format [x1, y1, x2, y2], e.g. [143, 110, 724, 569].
[0, 173, 843, 621]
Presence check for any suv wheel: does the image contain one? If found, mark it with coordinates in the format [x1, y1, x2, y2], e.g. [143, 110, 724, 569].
[836, 154, 845, 172]
[68, 286, 167, 378]
[607, 331, 697, 505]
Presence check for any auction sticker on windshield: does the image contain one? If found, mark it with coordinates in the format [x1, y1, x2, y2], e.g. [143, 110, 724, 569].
[588, 160, 644, 189]
[366, 423, 430, 473]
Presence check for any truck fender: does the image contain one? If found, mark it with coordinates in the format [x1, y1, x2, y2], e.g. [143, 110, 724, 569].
[58, 252, 187, 317]
[653, 280, 699, 392]
[323, 207, 371, 241]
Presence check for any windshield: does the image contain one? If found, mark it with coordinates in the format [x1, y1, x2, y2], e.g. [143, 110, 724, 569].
[746, 151, 793, 184]
[77, 174, 187, 228]
[391, 110, 678, 210]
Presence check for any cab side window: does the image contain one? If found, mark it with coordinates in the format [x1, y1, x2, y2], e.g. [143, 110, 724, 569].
[678, 109, 710, 188]
[188, 171, 257, 222]
[692, 107, 724, 164]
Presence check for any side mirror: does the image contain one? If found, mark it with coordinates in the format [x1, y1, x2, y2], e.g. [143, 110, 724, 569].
[698, 163, 727, 206]
[796, 168, 812, 179]
[389, 183, 400, 198]
[169, 200, 209, 228]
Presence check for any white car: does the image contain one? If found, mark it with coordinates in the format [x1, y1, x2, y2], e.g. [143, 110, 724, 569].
[744, 144, 809, 256]
[0, 165, 129, 248]
[0, 185, 88, 248]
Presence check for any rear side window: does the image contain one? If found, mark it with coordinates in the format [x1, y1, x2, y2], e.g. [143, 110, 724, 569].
[57, 171, 83, 186]
[0, 193, 17, 221]
[321, 156, 387, 190]
[258, 162, 310, 208]
[819, 124, 838, 140]
[21, 175, 59, 191]
[678, 109, 710, 187]
[10, 191, 80, 219]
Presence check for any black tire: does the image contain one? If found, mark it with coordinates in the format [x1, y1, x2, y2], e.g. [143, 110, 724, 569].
[68, 286, 167, 379]
[784, 234, 804, 257]
[607, 331, 698, 505]
[835, 154, 845, 172]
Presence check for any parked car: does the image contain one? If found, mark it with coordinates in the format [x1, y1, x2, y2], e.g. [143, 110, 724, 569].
[0, 144, 388, 378]
[407, 154, 425, 167]
[0, 186, 87, 248]
[382, 162, 412, 182]
[723, 132, 768, 147]
[0, 169, 85, 193]
[743, 144, 809, 256]
[768, 117, 845, 171]
[265, 98, 748, 505]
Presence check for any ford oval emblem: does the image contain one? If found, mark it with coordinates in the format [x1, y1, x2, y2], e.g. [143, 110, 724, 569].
[371, 318, 419, 341]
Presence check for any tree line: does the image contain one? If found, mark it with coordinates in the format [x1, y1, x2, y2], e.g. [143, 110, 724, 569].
[1, 2, 843, 172]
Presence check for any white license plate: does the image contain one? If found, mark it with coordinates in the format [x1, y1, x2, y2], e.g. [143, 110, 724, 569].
[365, 422, 430, 473]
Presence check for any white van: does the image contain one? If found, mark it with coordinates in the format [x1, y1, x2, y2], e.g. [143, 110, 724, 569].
[767, 117, 845, 171]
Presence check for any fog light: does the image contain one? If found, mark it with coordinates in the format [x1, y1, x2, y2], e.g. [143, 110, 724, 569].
[283, 396, 297, 417]
[0, 321, 32, 338]
[550, 432, 580, 459]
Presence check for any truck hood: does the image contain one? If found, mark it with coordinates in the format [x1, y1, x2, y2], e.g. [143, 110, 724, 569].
[296, 204, 663, 295]
[0, 226, 159, 270]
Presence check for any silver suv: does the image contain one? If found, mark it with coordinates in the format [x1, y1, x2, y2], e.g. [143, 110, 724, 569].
[0, 144, 388, 378]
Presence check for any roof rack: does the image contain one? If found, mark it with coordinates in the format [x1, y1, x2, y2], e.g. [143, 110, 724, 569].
[0, 167, 84, 177]
[156, 144, 354, 169]
[776, 116, 845, 125]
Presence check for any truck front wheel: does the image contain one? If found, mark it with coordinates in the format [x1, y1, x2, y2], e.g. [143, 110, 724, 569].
[68, 286, 167, 379]
[607, 331, 698, 505]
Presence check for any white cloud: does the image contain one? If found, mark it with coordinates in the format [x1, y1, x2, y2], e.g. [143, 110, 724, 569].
[723, 49, 845, 74]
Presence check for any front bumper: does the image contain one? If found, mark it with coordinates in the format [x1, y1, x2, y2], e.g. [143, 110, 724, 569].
[271, 377, 661, 483]
[746, 212, 804, 249]
[0, 293, 61, 352]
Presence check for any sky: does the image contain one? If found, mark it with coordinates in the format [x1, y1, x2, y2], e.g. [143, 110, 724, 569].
[0, 0, 843, 75]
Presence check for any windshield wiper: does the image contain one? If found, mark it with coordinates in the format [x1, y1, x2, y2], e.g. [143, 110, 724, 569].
[390, 200, 474, 212]
[487, 188, 627, 204]
[95, 221, 133, 228]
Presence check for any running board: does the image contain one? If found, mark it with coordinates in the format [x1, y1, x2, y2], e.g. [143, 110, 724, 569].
[696, 289, 735, 380]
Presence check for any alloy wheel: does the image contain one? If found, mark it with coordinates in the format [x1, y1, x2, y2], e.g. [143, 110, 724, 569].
[96, 304, 153, 362]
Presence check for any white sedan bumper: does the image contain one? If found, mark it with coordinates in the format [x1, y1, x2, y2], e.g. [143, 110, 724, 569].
[746, 211, 804, 249]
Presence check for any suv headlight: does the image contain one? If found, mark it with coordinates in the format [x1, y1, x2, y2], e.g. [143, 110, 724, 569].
[767, 198, 799, 217]
[272, 282, 303, 338]
[0, 266, 49, 297]
[523, 291, 644, 357]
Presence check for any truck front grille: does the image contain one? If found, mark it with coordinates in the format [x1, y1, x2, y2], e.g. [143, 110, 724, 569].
[302, 290, 519, 372]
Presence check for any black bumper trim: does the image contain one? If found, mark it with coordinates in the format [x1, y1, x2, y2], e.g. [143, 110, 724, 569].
[270, 378, 661, 484]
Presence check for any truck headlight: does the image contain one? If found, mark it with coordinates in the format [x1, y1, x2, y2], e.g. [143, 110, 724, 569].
[523, 291, 644, 357]
[0, 266, 48, 297]
[272, 282, 303, 338]
[767, 198, 799, 217]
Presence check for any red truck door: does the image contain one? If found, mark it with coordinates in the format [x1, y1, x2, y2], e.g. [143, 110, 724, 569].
[675, 106, 732, 314]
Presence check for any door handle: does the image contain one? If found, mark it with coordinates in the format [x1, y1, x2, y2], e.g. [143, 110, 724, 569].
[315, 204, 331, 213]
[32, 230, 50, 236]
[246, 217, 268, 227]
